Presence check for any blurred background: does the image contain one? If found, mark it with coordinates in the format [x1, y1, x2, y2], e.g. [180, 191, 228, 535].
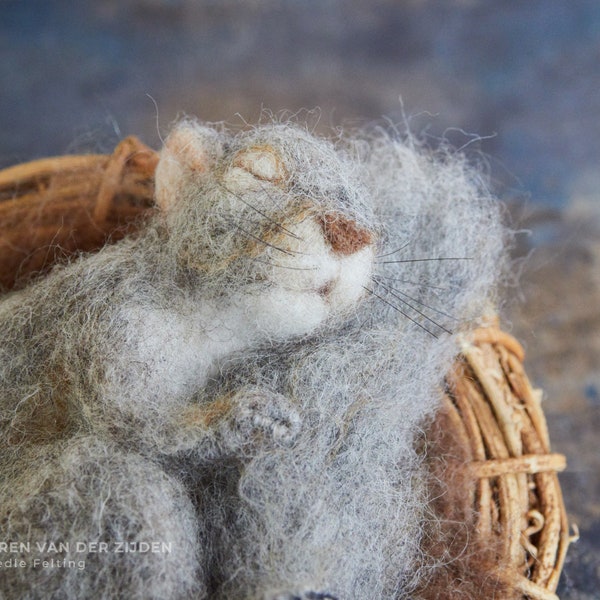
[1, 0, 598, 596]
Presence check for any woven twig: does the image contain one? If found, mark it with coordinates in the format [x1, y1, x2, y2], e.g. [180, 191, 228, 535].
[0, 144, 573, 597]
[0, 136, 157, 290]
[440, 324, 573, 599]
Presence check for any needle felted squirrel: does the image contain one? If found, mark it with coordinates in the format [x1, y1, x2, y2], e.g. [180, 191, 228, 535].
[0, 120, 376, 457]
[0, 120, 378, 599]
[0, 119, 506, 600]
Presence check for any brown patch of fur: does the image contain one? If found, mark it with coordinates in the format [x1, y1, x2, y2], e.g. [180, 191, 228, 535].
[178, 203, 317, 275]
[415, 401, 520, 600]
[239, 201, 317, 264]
[183, 396, 233, 428]
[319, 213, 372, 255]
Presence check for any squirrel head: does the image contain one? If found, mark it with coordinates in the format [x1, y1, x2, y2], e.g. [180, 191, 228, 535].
[154, 121, 377, 333]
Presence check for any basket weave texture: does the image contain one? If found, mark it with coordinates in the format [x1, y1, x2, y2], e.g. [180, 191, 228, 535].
[0, 137, 157, 291]
[432, 326, 573, 600]
[0, 138, 573, 598]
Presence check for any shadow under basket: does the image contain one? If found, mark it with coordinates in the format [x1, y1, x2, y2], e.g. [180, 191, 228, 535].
[0, 137, 575, 599]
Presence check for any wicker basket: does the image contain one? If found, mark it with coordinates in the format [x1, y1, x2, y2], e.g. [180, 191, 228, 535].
[423, 326, 574, 600]
[0, 138, 574, 598]
[0, 137, 157, 291]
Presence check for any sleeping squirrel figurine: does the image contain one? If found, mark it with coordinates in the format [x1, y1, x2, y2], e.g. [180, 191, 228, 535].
[0, 119, 506, 599]
[0, 120, 375, 456]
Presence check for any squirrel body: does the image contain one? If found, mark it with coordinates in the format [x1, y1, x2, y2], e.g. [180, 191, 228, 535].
[0, 119, 506, 600]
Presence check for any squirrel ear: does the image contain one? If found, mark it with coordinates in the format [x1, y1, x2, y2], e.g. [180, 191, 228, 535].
[232, 145, 287, 185]
[154, 122, 221, 211]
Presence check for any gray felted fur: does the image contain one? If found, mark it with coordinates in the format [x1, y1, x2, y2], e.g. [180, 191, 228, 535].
[0, 119, 506, 599]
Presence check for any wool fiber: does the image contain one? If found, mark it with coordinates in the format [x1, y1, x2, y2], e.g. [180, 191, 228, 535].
[0, 118, 507, 599]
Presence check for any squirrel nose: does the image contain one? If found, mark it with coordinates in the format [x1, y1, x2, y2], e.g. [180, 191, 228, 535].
[319, 214, 373, 256]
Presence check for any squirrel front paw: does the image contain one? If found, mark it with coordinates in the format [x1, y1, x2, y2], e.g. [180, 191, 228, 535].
[220, 387, 302, 449]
